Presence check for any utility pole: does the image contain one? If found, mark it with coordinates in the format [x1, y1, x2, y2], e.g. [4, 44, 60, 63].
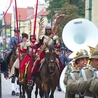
[88, 0, 92, 21]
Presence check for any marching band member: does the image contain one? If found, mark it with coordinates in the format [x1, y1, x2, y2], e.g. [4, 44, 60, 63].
[64, 49, 89, 98]
[78, 49, 98, 98]
[89, 50, 98, 97]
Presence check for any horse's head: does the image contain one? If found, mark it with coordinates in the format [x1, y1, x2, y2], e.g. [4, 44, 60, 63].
[45, 52, 57, 73]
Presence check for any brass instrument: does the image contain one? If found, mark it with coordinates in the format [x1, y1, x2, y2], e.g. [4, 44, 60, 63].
[60, 18, 98, 93]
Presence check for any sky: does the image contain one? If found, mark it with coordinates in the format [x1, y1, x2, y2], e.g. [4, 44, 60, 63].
[0, 0, 45, 14]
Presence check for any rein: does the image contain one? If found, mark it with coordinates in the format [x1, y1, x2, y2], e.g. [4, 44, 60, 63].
[49, 68, 56, 77]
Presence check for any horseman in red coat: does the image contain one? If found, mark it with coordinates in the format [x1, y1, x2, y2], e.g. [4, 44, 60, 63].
[18, 33, 43, 83]
[27, 26, 65, 86]
[12, 33, 36, 83]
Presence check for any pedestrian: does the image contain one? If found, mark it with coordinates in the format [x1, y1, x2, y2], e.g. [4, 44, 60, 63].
[0, 50, 9, 79]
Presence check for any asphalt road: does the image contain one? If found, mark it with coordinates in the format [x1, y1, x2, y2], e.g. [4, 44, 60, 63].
[1, 74, 65, 98]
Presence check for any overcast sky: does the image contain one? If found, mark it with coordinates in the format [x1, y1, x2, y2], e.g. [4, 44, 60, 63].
[0, 0, 45, 13]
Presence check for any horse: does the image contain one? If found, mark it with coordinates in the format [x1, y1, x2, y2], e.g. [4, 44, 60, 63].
[35, 51, 61, 98]
[4, 42, 19, 95]
[4, 42, 26, 97]
[19, 57, 36, 98]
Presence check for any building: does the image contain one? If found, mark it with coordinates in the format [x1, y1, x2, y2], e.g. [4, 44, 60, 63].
[1, 5, 50, 46]
[85, 0, 98, 28]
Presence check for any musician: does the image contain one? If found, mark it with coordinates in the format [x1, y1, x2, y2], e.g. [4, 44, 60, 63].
[28, 25, 64, 86]
[64, 49, 89, 98]
[89, 50, 98, 97]
[78, 50, 98, 98]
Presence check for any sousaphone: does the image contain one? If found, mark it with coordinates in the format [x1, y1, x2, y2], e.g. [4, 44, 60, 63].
[60, 18, 98, 93]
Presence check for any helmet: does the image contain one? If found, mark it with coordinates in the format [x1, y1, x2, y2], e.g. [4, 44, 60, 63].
[45, 26, 52, 30]
[89, 50, 98, 59]
[74, 49, 89, 63]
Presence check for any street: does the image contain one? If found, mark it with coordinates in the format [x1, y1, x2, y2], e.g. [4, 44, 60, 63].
[2, 74, 65, 98]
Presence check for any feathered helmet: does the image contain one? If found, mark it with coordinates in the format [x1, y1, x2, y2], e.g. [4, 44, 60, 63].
[89, 49, 98, 59]
[45, 26, 52, 30]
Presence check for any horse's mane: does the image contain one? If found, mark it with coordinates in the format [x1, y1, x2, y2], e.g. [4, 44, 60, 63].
[45, 51, 56, 57]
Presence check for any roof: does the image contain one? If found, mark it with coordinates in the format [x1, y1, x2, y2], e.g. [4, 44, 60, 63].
[17, 8, 27, 21]
[5, 7, 50, 23]
[5, 13, 12, 25]
[37, 9, 50, 16]
[27, 9, 50, 19]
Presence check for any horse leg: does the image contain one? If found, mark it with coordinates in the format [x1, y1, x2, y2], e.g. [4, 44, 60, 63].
[50, 90, 55, 98]
[22, 85, 26, 98]
[39, 85, 44, 98]
[45, 92, 49, 98]
[19, 84, 26, 98]
[19, 84, 22, 98]
[11, 76, 16, 95]
[35, 84, 38, 98]
[27, 90, 32, 98]
[43, 83, 49, 98]
[15, 77, 20, 96]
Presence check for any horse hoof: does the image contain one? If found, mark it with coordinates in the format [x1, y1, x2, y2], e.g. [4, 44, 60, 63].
[57, 88, 62, 92]
[20, 95, 25, 98]
[11, 91, 15, 96]
[16, 92, 20, 96]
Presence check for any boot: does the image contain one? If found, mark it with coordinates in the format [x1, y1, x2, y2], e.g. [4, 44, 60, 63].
[27, 74, 36, 88]
[19, 71, 24, 83]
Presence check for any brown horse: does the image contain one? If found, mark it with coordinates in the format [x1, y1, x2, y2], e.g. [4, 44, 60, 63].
[4, 42, 26, 97]
[39, 51, 60, 98]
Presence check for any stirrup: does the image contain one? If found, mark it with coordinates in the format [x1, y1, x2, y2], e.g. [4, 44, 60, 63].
[27, 80, 34, 87]
[19, 79, 24, 84]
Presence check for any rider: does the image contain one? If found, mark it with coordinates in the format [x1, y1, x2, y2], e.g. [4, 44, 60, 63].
[28, 25, 64, 85]
[13, 33, 31, 81]
[6, 29, 22, 64]
[7, 29, 22, 95]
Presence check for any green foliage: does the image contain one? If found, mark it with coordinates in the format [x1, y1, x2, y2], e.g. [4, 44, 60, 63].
[46, 0, 67, 19]
[56, 3, 79, 41]
[46, 0, 85, 40]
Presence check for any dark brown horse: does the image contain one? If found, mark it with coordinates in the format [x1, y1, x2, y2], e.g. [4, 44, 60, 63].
[4, 42, 26, 97]
[39, 51, 60, 98]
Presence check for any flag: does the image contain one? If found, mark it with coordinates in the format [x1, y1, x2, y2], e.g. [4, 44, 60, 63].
[3, 0, 13, 18]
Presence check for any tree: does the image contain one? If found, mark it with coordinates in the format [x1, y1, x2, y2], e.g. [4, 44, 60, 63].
[46, 0, 85, 20]
[46, 0, 85, 40]
[46, 0, 67, 20]
[55, 3, 79, 41]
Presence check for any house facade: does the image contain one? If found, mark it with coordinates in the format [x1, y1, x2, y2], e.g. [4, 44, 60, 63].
[85, 0, 98, 28]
